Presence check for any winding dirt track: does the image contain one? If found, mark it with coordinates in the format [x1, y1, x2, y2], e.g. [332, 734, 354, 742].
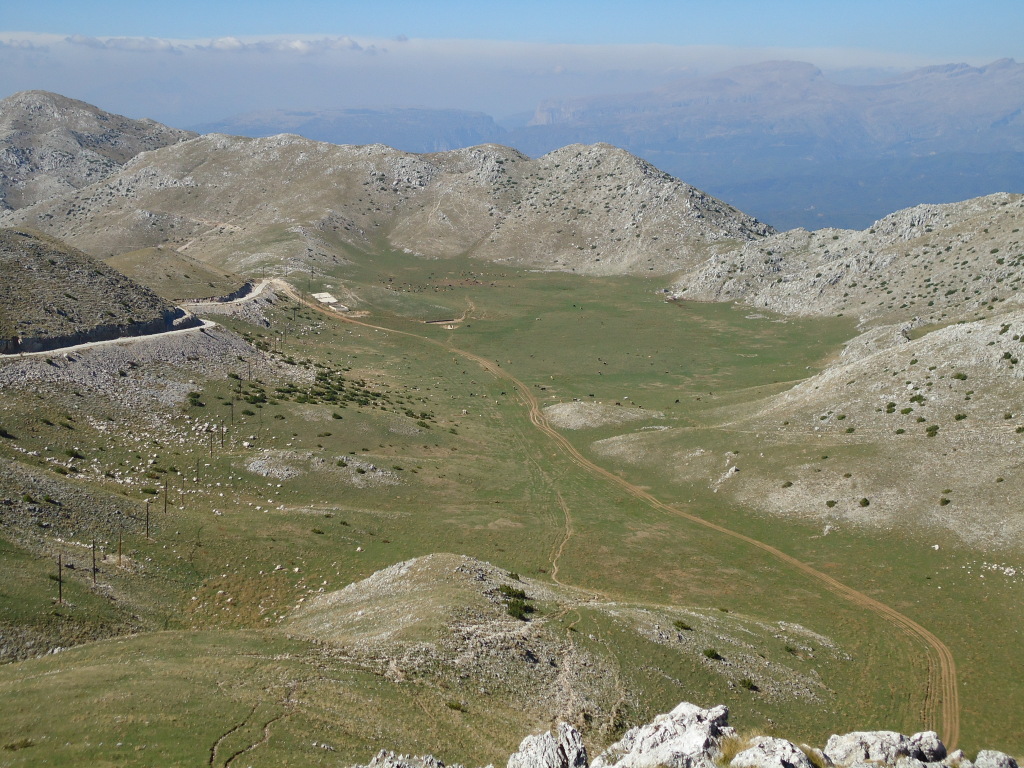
[282, 283, 960, 748]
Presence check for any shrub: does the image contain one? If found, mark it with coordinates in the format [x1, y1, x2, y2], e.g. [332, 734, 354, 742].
[506, 598, 534, 620]
[703, 648, 723, 660]
[673, 619, 693, 631]
[825, 500, 837, 508]
[859, 498, 870, 507]
[498, 584, 527, 601]
[738, 677, 759, 691]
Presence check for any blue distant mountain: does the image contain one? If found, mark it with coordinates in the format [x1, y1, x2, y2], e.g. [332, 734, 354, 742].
[195, 60, 1024, 231]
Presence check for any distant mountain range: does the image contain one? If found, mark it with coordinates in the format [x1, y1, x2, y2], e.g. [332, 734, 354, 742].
[194, 59, 1024, 231]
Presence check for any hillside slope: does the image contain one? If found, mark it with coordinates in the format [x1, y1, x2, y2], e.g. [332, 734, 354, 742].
[670, 193, 1024, 328]
[4, 132, 772, 276]
[0, 90, 195, 212]
[0, 228, 199, 353]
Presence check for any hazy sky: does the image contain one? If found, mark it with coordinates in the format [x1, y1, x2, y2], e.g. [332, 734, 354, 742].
[1, 0, 1020, 126]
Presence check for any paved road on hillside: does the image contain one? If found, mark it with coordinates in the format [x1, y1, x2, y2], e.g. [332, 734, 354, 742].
[281, 281, 961, 748]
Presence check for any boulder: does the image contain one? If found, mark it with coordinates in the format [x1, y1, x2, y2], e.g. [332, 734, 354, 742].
[911, 732, 947, 762]
[942, 749, 973, 768]
[731, 736, 815, 768]
[824, 731, 946, 767]
[975, 751, 1019, 768]
[591, 702, 735, 768]
[507, 723, 588, 768]
[361, 750, 461, 768]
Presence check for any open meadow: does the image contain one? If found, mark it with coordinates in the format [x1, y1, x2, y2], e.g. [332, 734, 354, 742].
[1, 242, 1020, 766]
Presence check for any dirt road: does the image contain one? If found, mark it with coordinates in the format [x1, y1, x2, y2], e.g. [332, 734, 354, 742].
[284, 281, 961, 747]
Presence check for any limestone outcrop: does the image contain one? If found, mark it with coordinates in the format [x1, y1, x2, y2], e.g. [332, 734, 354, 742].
[351, 702, 1019, 768]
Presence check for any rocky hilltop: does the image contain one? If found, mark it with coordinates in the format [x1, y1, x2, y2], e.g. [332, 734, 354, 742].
[357, 701, 1018, 768]
[0, 90, 194, 213]
[3, 131, 772, 275]
[0, 228, 200, 353]
[670, 193, 1024, 328]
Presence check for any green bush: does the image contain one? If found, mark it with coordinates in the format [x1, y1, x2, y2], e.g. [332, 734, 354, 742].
[498, 584, 527, 601]
[506, 598, 534, 620]
[703, 648, 723, 660]
[673, 619, 693, 631]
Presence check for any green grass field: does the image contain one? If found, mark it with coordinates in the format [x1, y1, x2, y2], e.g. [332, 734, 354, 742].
[0, 250, 1019, 765]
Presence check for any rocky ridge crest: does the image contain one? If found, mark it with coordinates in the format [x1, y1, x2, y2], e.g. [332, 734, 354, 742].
[0, 90, 195, 212]
[4, 130, 772, 276]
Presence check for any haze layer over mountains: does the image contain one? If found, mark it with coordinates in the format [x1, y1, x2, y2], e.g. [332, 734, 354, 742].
[196, 59, 1024, 231]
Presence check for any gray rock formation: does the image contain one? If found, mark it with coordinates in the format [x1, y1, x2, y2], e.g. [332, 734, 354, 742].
[350, 702, 1020, 768]
[358, 749, 468, 768]
[731, 736, 816, 768]
[590, 702, 735, 768]
[975, 751, 1019, 768]
[508, 723, 588, 768]
[824, 731, 945, 767]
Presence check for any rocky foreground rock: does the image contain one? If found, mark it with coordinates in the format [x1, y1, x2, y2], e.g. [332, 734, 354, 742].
[353, 702, 1018, 768]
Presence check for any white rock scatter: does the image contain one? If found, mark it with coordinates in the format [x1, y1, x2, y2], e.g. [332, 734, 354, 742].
[349, 702, 1019, 768]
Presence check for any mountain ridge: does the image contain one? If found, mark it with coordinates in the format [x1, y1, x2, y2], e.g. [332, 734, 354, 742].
[0, 90, 195, 213]
[2, 131, 773, 277]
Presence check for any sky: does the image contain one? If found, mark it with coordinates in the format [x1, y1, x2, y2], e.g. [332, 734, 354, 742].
[1, 1, 1020, 126]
